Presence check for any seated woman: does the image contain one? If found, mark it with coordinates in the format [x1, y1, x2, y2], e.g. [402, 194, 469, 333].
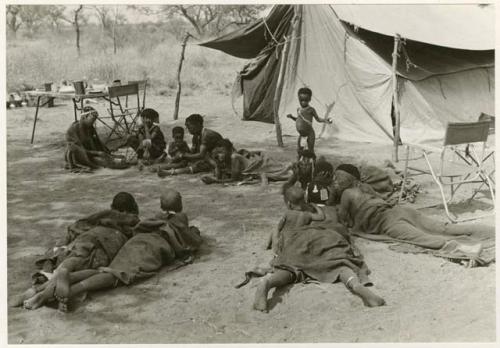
[22, 189, 202, 312]
[11, 192, 140, 310]
[127, 108, 167, 168]
[201, 138, 292, 185]
[64, 106, 129, 171]
[334, 164, 494, 265]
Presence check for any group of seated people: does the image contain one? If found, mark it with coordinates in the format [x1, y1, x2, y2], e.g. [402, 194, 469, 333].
[19, 99, 492, 314]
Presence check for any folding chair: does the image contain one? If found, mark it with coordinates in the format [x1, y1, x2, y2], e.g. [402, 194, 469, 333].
[127, 80, 147, 112]
[95, 83, 141, 149]
[399, 120, 494, 223]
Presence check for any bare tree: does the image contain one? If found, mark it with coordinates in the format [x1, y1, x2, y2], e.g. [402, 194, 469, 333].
[94, 5, 126, 54]
[61, 5, 85, 57]
[6, 5, 22, 38]
[18, 5, 48, 38]
[44, 5, 66, 32]
[134, 5, 267, 38]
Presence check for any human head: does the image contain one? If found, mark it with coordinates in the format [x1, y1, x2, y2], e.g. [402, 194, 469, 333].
[284, 186, 306, 209]
[141, 108, 159, 128]
[111, 192, 139, 215]
[212, 138, 233, 164]
[298, 87, 312, 108]
[160, 188, 183, 213]
[80, 106, 99, 127]
[314, 157, 334, 182]
[172, 126, 185, 142]
[334, 163, 360, 194]
[185, 114, 204, 135]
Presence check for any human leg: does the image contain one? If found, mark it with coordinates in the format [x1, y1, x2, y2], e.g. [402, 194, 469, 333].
[253, 269, 294, 312]
[338, 267, 385, 307]
[306, 129, 316, 154]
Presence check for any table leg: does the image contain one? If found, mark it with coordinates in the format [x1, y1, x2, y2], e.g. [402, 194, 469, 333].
[30, 96, 42, 144]
[72, 98, 78, 122]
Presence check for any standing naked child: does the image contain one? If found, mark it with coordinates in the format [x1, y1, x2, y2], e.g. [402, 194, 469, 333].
[286, 87, 332, 155]
[252, 186, 385, 312]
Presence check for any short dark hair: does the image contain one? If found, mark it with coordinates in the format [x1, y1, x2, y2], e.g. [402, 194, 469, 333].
[141, 108, 159, 123]
[111, 192, 139, 215]
[172, 126, 184, 136]
[185, 114, 203, 126]
[298, 148, 316, 159]
[82, 106, 99, 118]
[298, 87, 312, 97]
[216, 138, 233, 151]
[315, 157, 333, 174]
[336, 164, 361, 181]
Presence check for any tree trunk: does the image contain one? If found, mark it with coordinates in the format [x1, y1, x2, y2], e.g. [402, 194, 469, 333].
[173, 33, 192, 120]
[75, 5, 83, 57]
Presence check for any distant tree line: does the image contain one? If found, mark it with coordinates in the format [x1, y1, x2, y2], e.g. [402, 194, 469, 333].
[6, 5, 268, 56]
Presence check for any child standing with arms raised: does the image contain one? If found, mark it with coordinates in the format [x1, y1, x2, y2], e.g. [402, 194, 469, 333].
[287, 87, 332, 155]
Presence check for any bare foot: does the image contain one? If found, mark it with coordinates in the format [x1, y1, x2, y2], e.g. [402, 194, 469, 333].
[253, 279, 269, 312]
[23, 281, 56, 310]
[55, 268, 70, 312]
[355, 286, 385, 307]
[9, 288, 37, 307]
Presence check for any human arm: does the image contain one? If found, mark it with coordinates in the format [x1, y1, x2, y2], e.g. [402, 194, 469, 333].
[182, 144, 208, 160]
[266, 215, 286, 251]
[311, 107, 332, 124]
[337, 189, 354, 227]
[309, 203, 325, 221]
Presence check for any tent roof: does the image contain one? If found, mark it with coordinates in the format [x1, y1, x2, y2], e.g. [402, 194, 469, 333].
[331, 4, 495, 50]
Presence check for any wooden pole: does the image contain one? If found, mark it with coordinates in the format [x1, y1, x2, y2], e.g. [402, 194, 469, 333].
[273, 34, 292, 147]
[392, 34, 402, 162]
[173, 33, 192, 120]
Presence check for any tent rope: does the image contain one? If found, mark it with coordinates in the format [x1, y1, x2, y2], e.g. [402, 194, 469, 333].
[262, 17, 280, 46]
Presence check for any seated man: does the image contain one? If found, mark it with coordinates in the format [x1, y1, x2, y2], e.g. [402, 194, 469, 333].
[64, 106, 129, 171]
[334, 163, 493, 263]
[158, 114, 223, 177]
[127, 108, 167, 168]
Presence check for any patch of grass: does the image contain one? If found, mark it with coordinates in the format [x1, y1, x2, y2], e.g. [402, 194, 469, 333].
[6, 30, 245, 96]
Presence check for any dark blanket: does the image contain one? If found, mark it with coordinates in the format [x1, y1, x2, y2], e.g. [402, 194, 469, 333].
[272, 221, 371, 285]
[99, 213, 202, 285]
[35, 210, 139, 273]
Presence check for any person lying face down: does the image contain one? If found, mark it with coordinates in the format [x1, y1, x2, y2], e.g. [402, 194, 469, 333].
[12, 192, 140, 310]
[157, 114, 223, 177]
[20, 189, 202, 313]
[253, 185, 385, 312]
[334, 163, 488, 256]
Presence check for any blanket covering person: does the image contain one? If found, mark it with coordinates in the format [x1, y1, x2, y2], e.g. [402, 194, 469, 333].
[98, 211, 202, 285]
[34, 209, 140, 276]
[270, 206, 372, 285]
[236, 206, 372, 288]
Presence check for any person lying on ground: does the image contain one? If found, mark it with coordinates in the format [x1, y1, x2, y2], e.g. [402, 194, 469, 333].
[10, 192, 140, 309]
[200, 138, 291, 185]
[127, 108, 166, 169]
[334, 163, 491, 258]
[286, 87, 332, 156]
[281, 148, 316, 194]
[22, 188, 202, 312]
[251, 186, 385, 312]
[65, 106, 130, 171]
[158, 113, 223, 177]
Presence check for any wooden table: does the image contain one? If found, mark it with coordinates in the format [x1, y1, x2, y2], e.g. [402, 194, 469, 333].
[25, 90, 110, 144]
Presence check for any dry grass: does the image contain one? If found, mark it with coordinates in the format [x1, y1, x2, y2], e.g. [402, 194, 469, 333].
[6, 31, 244, 96]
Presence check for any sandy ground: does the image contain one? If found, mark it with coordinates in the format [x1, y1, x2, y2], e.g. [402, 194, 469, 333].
[6, 94, 496, 343]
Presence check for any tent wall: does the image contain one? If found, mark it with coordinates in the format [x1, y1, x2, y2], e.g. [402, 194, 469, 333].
[399, 67, 495, 144]
[279, 5, 394, 144]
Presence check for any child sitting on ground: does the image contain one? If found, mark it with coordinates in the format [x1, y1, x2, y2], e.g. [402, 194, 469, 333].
[252, 186, 385, 312]
[153, 126, 191, 171]
[286, 87, 332, 155]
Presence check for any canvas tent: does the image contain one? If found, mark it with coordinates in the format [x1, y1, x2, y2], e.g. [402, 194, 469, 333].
[200, 4, 495, 150]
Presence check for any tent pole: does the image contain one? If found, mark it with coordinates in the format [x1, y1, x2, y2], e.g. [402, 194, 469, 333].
[391, 34, 401, 162]
[273, 35, 291, 148]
